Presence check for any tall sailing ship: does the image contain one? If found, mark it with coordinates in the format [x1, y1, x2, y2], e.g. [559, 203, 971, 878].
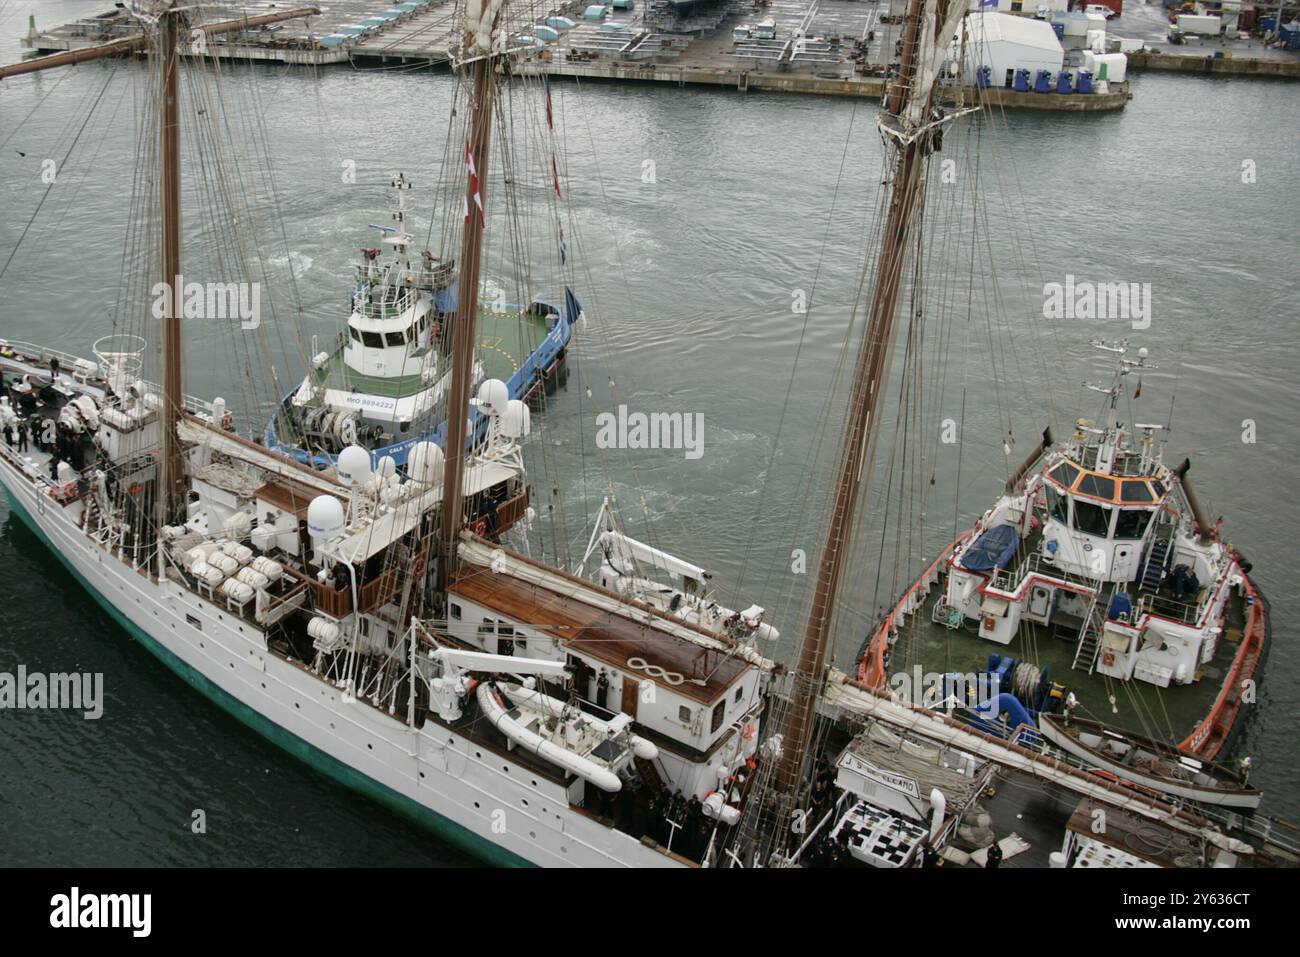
[1, 0, 1295, 869]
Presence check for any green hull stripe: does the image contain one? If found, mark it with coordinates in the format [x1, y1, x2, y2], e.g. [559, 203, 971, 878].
[2, 487, 531, 868]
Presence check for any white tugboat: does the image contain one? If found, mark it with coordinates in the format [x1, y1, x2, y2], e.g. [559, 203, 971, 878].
[267, 173, 575, 469]
[855, 340, 1269, 788]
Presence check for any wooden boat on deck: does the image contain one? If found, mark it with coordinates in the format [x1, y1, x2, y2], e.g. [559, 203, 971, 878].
[1039, 714, 1261, 809]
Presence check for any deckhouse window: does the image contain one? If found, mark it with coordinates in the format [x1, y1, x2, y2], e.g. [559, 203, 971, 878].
[1072, 500, 1112, 537]
[384, 330, 406, 348]
[1045, 485, 1068, 524]
[1114, 509, 1152, 540]
[1120, 481, 1155, 503]
[1051, 461, 1079, 488]
[711, 701, 726, 733]
[361, 330, 384, 348]
[349, 327, 362, 343]
[1077, 473, 1115, 500]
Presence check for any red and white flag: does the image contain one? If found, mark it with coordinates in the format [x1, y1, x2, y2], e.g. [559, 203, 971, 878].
[463, 140, 484, 226]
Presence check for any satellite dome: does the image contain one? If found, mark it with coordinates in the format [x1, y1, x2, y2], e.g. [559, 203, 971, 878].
[336, 445, 373, 485]
[376, 455, 397, 479]
[407, 441, 445, 485]
[501, 399, 531, 438]
[306, 495, 346, 539]
[476, 378, 509, 416]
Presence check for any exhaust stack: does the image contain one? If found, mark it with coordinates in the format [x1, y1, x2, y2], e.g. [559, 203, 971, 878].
[1005, 427, 1054, 494]
[1174, 458, 1213, 544]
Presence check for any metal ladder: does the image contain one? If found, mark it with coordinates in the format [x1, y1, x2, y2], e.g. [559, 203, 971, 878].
[1070, 586, 1107, 674]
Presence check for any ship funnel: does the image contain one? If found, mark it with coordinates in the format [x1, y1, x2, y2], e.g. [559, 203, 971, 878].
[1005, 427, 1053, 493]
[1174, 458, 1213, 543]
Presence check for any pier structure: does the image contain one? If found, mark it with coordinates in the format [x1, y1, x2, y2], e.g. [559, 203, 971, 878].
[16, 0, 1299, 109]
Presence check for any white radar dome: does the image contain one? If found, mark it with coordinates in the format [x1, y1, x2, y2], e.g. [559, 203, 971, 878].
[501, 399, 531, 438]
[406, 441, 445, 485]
[337, 445, 373, 485]
[307, 495, 346, 539]
[476, 378, 509, 416]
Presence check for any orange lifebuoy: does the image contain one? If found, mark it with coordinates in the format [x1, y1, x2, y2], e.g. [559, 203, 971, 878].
[1102, 650, 1116, 667]
[473, 518, 488, 537]
[741, 722, 757, 741]
[220, 410, 235, 431]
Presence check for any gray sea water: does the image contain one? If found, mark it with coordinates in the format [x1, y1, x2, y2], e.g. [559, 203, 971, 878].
[1, 1, 1297, 865]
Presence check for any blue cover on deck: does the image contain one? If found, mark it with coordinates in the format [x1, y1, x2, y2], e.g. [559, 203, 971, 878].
[961, 524, 1019, 572]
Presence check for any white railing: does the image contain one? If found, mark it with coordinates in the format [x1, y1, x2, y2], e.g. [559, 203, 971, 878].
[1, 338, 216, 415]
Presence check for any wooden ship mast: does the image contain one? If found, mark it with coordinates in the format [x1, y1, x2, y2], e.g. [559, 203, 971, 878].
[437, 1, 503, 597]
[769, 0, 971, 832]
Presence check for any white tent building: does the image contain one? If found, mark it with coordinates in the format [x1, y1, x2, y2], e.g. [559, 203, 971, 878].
[952, 12, 1065, 87]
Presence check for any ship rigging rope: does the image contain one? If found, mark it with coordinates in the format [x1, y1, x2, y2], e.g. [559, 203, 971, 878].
[14, 63, 133, 269]
[179, 51, 309, 426]
[0, 65, 74, 157]
[549, 72, 702, 568]
[745, 113, 897, 641]
[0, 65, 119, 282]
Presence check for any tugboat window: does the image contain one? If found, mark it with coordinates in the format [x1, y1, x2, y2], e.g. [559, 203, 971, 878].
[1077, 473, 1115, 500]
[1045, 485, 1069, 524]
[1072, 500, 1112, 537]
[1114, 509, 1152, 540]
[361, 330, 384, 348]
[1120, 480, 1155, 503]
[349, 327, 362, 342]
[1052, 461, 1079, 488]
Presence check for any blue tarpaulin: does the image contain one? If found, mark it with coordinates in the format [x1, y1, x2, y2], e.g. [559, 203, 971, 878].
[961, 524, 1019, 571]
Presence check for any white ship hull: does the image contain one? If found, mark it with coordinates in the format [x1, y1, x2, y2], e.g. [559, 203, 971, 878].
[0, 455, 685, 869]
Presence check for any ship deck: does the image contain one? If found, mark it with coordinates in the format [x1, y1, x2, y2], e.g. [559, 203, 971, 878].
[313, 305, 556, 398]
[885, 577, 1243, 748]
